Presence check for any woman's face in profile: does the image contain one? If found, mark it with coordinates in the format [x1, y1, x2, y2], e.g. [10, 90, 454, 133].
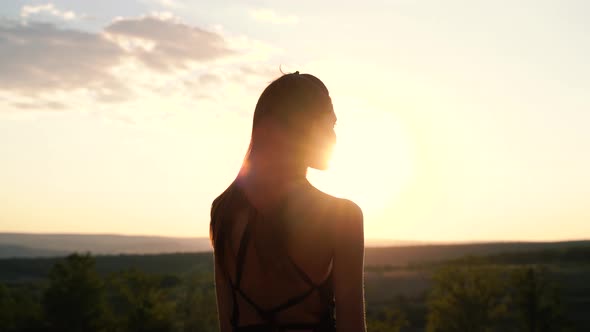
[305, 110, 337, 170]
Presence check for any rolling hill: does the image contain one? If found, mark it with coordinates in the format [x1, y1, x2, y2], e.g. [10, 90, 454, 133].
[0, 233, 212, 257]
[2, 233, 588, 267]
[0, 233, 425, 258]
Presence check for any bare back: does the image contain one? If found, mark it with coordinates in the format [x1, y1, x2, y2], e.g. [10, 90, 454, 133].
[212, 180, 366, 332]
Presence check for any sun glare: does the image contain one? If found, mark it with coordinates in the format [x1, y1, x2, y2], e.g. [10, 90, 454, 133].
[307, 107, 413, 217]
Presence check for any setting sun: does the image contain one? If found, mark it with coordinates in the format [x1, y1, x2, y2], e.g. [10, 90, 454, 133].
[308, 105, 413, 217]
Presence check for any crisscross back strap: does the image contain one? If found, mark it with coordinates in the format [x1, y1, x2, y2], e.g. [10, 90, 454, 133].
[228, 182, 334, 330]
[287, 255, 320, 288]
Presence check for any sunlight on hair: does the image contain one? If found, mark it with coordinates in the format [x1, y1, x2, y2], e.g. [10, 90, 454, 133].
[307, 105, 413, 221]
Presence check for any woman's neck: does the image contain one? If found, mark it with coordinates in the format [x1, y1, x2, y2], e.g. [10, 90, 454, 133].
[240, 154, 308, 190]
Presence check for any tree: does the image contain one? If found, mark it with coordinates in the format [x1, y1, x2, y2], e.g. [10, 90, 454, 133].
[177, 272, 218, 332]
[42, 252, 109, 332]
[367, 306, 409, 332]
[107, 269, 176, 332]
[1, 282, 45, 332]
[0, 283, 14, 330]
[509, 266, 568, 332]
[426, 265, 508, 332]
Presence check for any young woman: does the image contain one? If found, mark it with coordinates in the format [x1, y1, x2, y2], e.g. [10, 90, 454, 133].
[210, 72, 366, 332]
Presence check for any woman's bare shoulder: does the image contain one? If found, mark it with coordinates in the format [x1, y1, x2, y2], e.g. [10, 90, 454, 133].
[300, 184, 363, 229]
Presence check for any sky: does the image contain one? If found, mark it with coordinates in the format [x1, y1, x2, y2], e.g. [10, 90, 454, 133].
[0, 0, 589, 242]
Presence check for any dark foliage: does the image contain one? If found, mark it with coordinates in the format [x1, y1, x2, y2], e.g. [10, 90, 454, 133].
[0, 246, 589, 332]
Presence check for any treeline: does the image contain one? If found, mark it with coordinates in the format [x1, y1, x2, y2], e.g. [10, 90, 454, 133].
[4, 245, 589, 281]
[0, 253, 218, 332]
[447, 245, 590, 266]
[366, 245, 590, 273]
[364, 264, 573, 332]
[0, 253, 214, 282]
[425, 265, 571, 332]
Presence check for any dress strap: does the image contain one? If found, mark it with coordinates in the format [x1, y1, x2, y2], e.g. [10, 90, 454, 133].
[230, 204, 256, 327]
[286, 255, 319, 288]
[235, 207, 255, 288]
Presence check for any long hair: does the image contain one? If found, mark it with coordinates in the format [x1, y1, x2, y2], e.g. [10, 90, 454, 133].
[210, 71, 332, 276]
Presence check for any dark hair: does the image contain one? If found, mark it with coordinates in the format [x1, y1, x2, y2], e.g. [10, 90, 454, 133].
[210, 72, 332, 276]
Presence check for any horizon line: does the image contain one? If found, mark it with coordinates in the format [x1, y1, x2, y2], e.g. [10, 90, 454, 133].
[1, 231, 588, 246]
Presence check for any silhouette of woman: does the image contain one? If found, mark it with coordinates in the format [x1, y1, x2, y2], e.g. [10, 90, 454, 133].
[210, 72, 366, 332]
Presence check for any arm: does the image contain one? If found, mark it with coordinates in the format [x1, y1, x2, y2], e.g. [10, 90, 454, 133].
[332, 200, 366, 332]
[214, 257, 233, 332]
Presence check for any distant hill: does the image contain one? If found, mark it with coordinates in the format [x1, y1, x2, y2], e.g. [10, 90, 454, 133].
[1, 233, 588, 264]
[1, 241, 589, 283]
[0, 244, 68, 258]
[0, 233, 431, 258]
[364, 240, 590, 266]
[0, 233, 212, 258]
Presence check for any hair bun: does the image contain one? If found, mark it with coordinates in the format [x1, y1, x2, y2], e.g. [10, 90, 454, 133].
[294, 71, 300, 75]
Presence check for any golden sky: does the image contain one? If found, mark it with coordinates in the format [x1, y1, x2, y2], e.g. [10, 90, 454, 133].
[0, 1, 589, 241]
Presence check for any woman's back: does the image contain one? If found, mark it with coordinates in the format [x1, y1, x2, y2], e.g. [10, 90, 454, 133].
[213, 180, 338, 330]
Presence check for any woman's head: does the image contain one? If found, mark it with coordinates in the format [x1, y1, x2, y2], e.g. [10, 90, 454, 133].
[211, 72, 336, 277]
[247, 72, 336, 171]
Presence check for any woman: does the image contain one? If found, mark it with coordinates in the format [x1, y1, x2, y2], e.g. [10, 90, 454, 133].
[210, 72, 366, 332]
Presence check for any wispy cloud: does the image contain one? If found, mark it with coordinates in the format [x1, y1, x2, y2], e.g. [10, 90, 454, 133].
[248, 8, 299, 25]
[20, 3, 78, 21]
[0, 15, 232, 106]
[105, 15, 233, 72]
[0, 13, 279, 111]
[0, 21, 126, 100]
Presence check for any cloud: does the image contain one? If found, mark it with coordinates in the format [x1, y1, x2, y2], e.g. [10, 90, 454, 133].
[0, 12, 280, 115]
[198, 73, 222, 85]
[248, 9, 299, 25]
[105, 15, 233, 71]
[11, 100, 67, 111]
[0, 21, 126, 96]
[20, 3, 78, 21]
[0, 15, 235, 107]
